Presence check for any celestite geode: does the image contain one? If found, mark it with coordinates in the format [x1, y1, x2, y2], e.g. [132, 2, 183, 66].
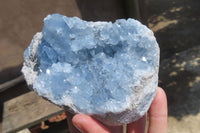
[22, 13, 160, 126]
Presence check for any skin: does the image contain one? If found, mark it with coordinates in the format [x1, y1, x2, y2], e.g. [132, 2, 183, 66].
[66, 87, 167, 133]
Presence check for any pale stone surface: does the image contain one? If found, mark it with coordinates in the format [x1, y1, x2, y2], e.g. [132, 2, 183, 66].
[22, 14, 159, 126]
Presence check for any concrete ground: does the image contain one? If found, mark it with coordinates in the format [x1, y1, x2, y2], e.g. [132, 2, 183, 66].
[0, 0, 200, 132]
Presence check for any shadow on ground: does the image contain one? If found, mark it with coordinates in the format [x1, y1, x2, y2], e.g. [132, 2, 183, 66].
[148, 0, 200, 60]
[0, 65, 22, 84]
[0, 82, 30, 131]
[148, 0, 200, 120]
[159, 46, 200, 120]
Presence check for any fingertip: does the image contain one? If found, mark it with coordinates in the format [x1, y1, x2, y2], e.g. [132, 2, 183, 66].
[72, 114, 86, 132]
[150, 87, 168, 118]
[72, 114, 110, 133]
[153, 87, 167, 105]
[157, 87, 166, 96]
[148, 87, 168, 133]
[65, 111, 81, 133]
[72, 114, 84, 124]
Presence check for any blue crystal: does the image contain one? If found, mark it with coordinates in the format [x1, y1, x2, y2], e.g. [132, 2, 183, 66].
[22, 13, 160, 126]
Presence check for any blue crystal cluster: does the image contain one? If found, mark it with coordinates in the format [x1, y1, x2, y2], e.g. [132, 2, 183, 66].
[22, 14, 159, 125]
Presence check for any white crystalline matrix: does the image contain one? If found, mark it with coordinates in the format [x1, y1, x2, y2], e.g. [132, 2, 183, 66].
[22, 13, 160, 126]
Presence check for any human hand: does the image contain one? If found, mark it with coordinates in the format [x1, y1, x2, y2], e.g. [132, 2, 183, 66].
[66, 87, 167, 133]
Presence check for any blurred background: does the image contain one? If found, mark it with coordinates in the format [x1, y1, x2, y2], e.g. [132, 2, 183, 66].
[0, 0, 199, 132]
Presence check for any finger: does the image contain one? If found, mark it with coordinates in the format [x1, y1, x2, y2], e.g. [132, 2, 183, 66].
[148, 87, 168, 133]
[127, 114, 147, 133]
[72, 114, 111, 133]
[65, 111, 81, 133]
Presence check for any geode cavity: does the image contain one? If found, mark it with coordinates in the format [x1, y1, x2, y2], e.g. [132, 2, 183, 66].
[22, 13, 160, 126]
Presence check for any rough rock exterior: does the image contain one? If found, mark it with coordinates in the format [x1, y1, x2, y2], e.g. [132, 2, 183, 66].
[22, 14, 159, 126]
